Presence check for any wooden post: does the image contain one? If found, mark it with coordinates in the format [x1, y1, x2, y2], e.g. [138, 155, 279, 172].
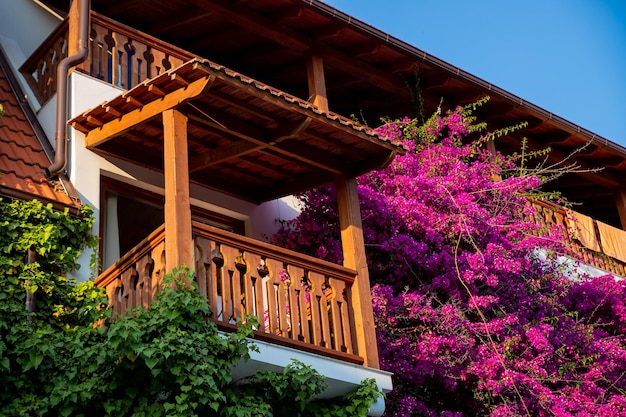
[163, 109, 193, 274]
[67, 0, 81, 57]
[306, 54, 328, 111]
[335, 175, 380, 368]
[615, 187, 626, 230]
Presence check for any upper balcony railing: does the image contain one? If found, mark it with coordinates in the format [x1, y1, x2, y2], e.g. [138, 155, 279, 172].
[95, 221, 364, 365]
[21, 11, 196, 104]
[532, 200, 626, 277]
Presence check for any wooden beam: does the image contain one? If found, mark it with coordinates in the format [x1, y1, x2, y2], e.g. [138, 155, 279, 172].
[188, 0, 407, 95]
[335, 175, 379, 368]
[189, 116, 313, 172]
[83, 75, 214, 148]
[307, 54, 328, 111]
[163, 109, 193, 273]
[187, 110, 346, 174]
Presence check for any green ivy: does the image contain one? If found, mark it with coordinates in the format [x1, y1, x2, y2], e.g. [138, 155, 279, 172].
[0, 199, 380, 416]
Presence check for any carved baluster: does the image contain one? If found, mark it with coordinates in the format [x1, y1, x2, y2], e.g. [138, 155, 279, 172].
[286, 265, 305, 342]
[275, 266, 290, 338]
[109, 278, 122, 314]
[143, 47, 155, 79]
[120, 265, 137, 311]
[329, 278, 352, 354]
[104, 31, 115, 84]
[124, 40, 136, 89]
[132, 41, 149, 86]
[136, 253, 154, 309]
[221, 244, 240, 324]
[232, 250, 247, 323]
[91, 24, 108, 80]
[194, 236, 211, 299]
[209, 243, 224, 321]
[308, 271, 327, 347]
[246, 253, 264, 320]
[264, 258, 283, 335]
[151, 240, 166, 298]
[151, 49, 168, 76]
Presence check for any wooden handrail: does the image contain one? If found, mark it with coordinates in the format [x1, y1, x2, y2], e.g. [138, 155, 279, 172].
[20, 18, 69, 104]
[531, 200, 626, 277]
[21, 11, 197, 105]
[192, 221, 363, 364]
[94, 222, 364, 364]
[95, 225, 166, 312]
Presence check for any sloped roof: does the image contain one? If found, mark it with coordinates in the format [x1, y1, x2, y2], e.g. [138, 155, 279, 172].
[70, 59, 404, 203]
[0, 49, 79, 209]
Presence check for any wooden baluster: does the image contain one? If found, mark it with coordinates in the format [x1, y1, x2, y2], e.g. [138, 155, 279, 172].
[124, 40, 135, 89]
[151, 49, 168, 76]
[221, 244, 239, 324]
[132, 41, 149, 86]
[120, 265, 137, 311]
[221, 245, 239, 323]
[113, 32, 128, 88]
[194, 236, 211, 299]
[264, 258, 283, 335]
[307, 271, 325, 347]
[275, 266, 290, 339]
[210, 243, 225, 322]
[328, 277, 344, 352]
[37, 59, 47, 101]
[286, 265, 305, 342]
[143, 47, 155, 79]
[232, 250, 247, 323]
[109, 278, 122, 314]
[104, 31, 115, 84]
[151, 240, 166, 298]
[295, 270, 310, 343]
[246, 253, 264, 320]
[91, 24, 108, 80]
[136, 253, 154, 309]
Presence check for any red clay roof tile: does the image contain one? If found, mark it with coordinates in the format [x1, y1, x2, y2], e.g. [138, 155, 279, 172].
[0, 59, 78, 208]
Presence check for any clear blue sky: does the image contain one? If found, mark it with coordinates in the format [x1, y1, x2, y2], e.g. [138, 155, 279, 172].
[325, 0, 626, 146]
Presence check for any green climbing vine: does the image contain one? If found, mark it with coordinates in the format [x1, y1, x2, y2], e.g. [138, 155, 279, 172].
[0, 198, 380, 416]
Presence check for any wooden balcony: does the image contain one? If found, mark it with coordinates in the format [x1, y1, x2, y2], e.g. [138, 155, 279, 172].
[95, 221, 365, 365]
[532, 200, 626, 277]
[21, 11, 195, 104]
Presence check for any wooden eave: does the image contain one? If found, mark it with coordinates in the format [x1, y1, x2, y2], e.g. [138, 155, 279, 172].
[70, 58, 403, 203]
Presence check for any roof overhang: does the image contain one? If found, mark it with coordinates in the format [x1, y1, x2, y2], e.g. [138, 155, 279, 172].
[70, 59, 404, 203]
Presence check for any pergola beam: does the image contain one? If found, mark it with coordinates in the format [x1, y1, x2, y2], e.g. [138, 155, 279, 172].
[82, 75, 214, 148]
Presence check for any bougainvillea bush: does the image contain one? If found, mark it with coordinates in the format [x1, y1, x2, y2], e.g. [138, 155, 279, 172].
[272, 104, 626, 416]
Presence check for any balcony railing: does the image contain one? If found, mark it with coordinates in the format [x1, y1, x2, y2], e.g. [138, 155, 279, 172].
[21, 11, 195, 104]
[532, 200, 626, 277]
[95, 221, 364, 365]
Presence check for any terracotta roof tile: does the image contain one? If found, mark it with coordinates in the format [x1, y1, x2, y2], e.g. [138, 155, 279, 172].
[0, 58, 78, 208]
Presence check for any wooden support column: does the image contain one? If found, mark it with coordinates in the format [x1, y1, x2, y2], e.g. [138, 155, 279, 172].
[163, 109, 193, 274]
[615, 186, 626, 230]
[306, 54, 329, 112]
[67, 0, 81, 56]
[335, 175, 380, 368]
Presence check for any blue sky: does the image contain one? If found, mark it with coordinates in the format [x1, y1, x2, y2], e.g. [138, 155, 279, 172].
[325, 0, 626, 146]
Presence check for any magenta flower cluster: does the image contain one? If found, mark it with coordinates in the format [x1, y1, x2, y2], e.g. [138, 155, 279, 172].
[272, 106, 626, 416]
